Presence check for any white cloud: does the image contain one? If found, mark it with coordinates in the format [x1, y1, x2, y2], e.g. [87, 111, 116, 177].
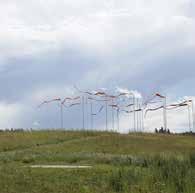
[0, 0, 195, 131]
[116, 87, 142, 99]
[0, 0, 194, 60]
[0, 102, 23, 129]
[31, 85, 77, 104]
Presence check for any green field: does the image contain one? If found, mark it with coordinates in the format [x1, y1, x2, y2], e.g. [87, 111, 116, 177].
[0, 130, 195, 193]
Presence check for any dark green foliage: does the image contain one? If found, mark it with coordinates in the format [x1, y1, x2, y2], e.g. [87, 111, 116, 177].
[189, 152, 195, 167]
[22, 156, 35, 164]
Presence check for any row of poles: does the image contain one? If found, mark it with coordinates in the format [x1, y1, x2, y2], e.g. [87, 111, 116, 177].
[38, 88, 195, 132]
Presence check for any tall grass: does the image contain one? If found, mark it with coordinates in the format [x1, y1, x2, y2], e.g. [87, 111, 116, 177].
[107, 155, 194, 193]
[0, 131, 194, 193]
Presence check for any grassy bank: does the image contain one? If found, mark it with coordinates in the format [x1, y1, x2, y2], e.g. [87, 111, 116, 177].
[0, 130, 195, 193]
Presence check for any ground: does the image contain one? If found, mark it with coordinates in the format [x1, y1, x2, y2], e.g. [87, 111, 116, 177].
[0, 130, 195, 193]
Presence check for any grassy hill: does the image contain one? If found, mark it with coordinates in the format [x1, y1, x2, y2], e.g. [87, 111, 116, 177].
[0, 130, 195, 193]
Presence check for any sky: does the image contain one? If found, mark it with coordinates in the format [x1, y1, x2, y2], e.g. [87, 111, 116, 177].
[0, 0, 195, 132]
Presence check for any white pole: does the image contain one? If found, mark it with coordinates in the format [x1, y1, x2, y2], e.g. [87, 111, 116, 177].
[117, 108, 120, 132]
[188, 104, 192, 132]
[137, 98, 140, 132]
[82, 96, 85, 130]
[141, 108, 144, 132]
[86, 97, 88, 130]
[129, 98, 132, 132]
[141, 100, 145, 132]
[136, 98, 139, 132]
[60, 104, 63, 129]
[135, 98, 138, 132]
[163, 97, 167, 130]
[105, 97, 108, 131]
[191, 100, 194, 132]
[90, 101, 93, 130]
[111, 99, 114, 131]
[133, 96, 136, 132]
[139, 100, 141, 132]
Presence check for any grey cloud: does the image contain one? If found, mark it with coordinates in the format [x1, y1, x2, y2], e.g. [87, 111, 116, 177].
[0, 47, 99, 103]
[0, 0, 195, 130]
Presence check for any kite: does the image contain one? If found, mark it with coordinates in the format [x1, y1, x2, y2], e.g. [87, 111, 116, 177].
[67, 102, 81, 108]
[143, 92, 165, 107]
[155, 93, 166, 98]
[61, 96, 80, 105]
[38, 98, 61, 108]
[126, 103, 134, 107]
[122, 108, 142, 114]
[88, 97, 110, 102]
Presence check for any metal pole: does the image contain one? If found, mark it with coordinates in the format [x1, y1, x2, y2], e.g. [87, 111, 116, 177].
[139, 102, 140, 131]
[188, 104, 192, 132]
[86, 97, 88, 130]
[117, 108, 120, 131]
[141, 100, 144, 132]
[136, 98, 139, 132]
[130, 97, 133, 132]
[111, 99, 114, 131]
[90, 101, 93, 130]
[133, 96, 136, 132]
[138, 101, 141, 132]
[136, 99, 138, 132]
[163, 97, 167, 130]
[191, 100, 194, 132]
[141, 108, 144, 132]
[60, 104, 63, 129]
[137, 98, 140, 132]
[82, 96, 85, 130]
[105, 97, 108, 131]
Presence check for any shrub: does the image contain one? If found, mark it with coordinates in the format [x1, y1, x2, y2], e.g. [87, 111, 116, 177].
[189, 152, 195, 167]
[109, 169, 125, 192]
[22, 156, 35, 164]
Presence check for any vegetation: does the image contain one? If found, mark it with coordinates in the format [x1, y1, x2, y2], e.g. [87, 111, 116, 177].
[155, 127, 171, 134]
[0, 130, 195, 193]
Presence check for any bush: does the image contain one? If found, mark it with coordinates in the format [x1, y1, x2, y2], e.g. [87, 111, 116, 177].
[22, 156, 35, 164]
[189, 152, 195, 167]
[109, 169, 125, 192]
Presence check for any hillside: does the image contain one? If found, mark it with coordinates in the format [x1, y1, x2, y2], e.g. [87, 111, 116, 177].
[0, 131, 195, 193]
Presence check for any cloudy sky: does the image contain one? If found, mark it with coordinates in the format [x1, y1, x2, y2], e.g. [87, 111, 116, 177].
[0, 0, 195, 132]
